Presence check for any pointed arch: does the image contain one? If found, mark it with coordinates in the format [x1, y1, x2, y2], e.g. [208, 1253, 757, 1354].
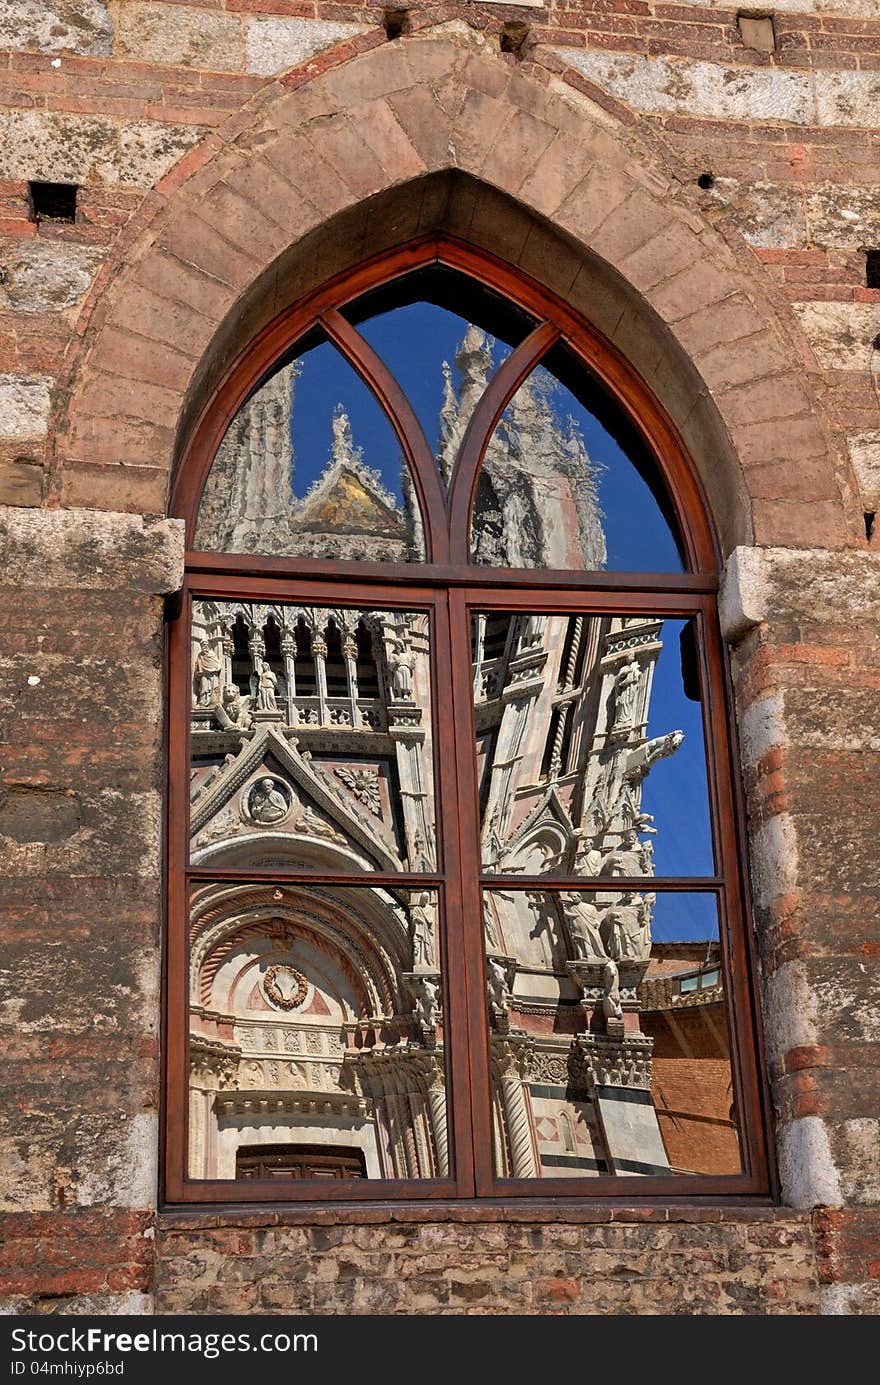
[50, 25, 859, 555]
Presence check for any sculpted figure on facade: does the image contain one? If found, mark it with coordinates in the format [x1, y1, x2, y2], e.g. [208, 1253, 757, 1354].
[560, 891, 607, 960]
[410, 891, 436, 971]
[388, 636, 415, 702]
[194, 642, 223, 707]
[610, 656, 643, 736]
[603, 891, 651, 962]
[247, 776, 291, 825]
[255, 663, 280, 713]
[412, 975, 441, 1036]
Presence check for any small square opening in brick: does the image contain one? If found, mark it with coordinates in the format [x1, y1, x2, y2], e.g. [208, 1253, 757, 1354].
[866, 250, 880, 290]
[383, 9, 409, 40]
[29, 181, 77, 224]
[500, 22, 530, 56]
[737, 13, 776, 54]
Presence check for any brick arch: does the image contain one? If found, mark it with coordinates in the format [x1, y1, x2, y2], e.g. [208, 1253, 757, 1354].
[51, 22, 861, 554]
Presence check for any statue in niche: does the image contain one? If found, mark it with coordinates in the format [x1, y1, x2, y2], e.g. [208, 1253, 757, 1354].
[603, 891, 650, 961]
[601, 959, 624, 1025]
[411, 829, 434, 873]
[560, 891, 607, 961]
[255, 663, 279, 713]
[411, 892, 436, 970]
[413, 975, 440, 1034]
[248, 776, 291, 825]
[193, 643, 223, 707]
[610, 656, 643, 735]
[482, 898, 501, 950]
[388, 637, 415, 702]
[487, 957, 510, 1027]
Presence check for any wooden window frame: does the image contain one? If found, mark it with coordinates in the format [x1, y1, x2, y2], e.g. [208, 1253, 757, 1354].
[162, 236, 774, 1207]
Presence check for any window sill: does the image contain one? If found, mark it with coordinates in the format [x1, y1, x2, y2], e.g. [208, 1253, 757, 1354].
[157, 1197, 800, 1230]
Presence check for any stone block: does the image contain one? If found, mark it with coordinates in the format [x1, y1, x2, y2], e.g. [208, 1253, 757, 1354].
[847, 431, 880, 508]
[793, 302, 880, 373]
[0, 0, 112, 57]
[559, 51, 812, 126]
[0, 373, 52, 440]
[0, 240, 103, 315]
[0, 460, 43, 506]
[0, 507, 184, 594]
[115, 3, 243, 72]
[0, 112, 202, 190]
[245, 18, 367, 79]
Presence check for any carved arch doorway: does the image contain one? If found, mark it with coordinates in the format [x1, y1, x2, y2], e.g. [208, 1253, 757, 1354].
[165, 238, 772, 1205]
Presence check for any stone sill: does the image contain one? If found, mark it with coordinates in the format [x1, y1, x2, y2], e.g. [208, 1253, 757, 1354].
[158, 1199, 805, 1231]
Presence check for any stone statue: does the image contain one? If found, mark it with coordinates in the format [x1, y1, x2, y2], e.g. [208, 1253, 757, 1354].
[482, 898, 501, 950]
[600, 828, 644, 879]
[413, 976, 440, 1033]
[193, 643, 222, 707]
[487, 957, 509, 1024]
[601, 959, 623, 1024]
[248, 776, 290, 825]
[218, 682, 252, 730]
[256, 663, 279, 712]
[389, 637, 414, 701]
[411, 891, 435, 969]
[560, 891, 607, 960]
[603, 891, 650, 961]
[610, 656, 642, 734]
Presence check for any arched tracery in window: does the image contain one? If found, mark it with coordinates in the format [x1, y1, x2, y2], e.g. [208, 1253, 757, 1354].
[165, 241, 770, 1203]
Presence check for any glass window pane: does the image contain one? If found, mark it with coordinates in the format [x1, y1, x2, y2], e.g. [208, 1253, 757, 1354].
[188, 882, 448, 1181]
[474, 612, 715, 878]
[483, 890, 742, 1179]
[190, 599, 437, 871]
[469, 343, 684, 571]
[342, 267, 537, 489]
[195, 330, 426, 561]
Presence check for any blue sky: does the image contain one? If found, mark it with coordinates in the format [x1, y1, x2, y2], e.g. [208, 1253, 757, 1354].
[285, 303, 683, 573]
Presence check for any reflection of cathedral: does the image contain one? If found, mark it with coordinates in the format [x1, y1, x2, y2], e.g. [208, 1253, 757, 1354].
[187, 327, 739, 1182]
[189, 598, 445, 1179]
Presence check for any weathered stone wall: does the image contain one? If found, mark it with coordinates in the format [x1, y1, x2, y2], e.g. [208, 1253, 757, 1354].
[0, 509, 182, 1313]
[154, 1208, 820, 1315]
[0, 0, 878, 1317]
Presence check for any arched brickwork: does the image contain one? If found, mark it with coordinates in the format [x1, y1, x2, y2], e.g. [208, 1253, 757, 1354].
[48, 21, 862, 556]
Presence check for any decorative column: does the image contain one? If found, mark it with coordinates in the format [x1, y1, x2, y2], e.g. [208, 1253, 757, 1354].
[311, 622, 328, 725]
[495, 1039, 537, 1178]
[425, 1059, 449, 1177]
[280, 626, 297, 726]
[342, 625, 360, 728]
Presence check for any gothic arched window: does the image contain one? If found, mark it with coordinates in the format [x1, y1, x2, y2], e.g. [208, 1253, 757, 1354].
[166, 244, 771, 1204]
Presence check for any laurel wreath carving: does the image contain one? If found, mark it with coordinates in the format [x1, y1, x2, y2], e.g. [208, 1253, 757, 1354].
[263, 964, 308, 1012]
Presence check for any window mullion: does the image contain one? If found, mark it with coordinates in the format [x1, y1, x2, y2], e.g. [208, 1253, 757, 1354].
[444, 587, 496, 1197]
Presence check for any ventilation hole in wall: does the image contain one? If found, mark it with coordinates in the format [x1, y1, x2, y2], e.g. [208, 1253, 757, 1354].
[383, 9, 409, 40]
[866, 250, 880, 289]
[697, 172, 715, 191]
[866, 513, 876, 543]
[29, 181, 77, 223]
[500, 22, 530, 56]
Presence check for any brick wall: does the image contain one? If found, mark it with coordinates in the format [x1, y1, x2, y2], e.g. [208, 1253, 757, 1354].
[0, 1, 878, 1316]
